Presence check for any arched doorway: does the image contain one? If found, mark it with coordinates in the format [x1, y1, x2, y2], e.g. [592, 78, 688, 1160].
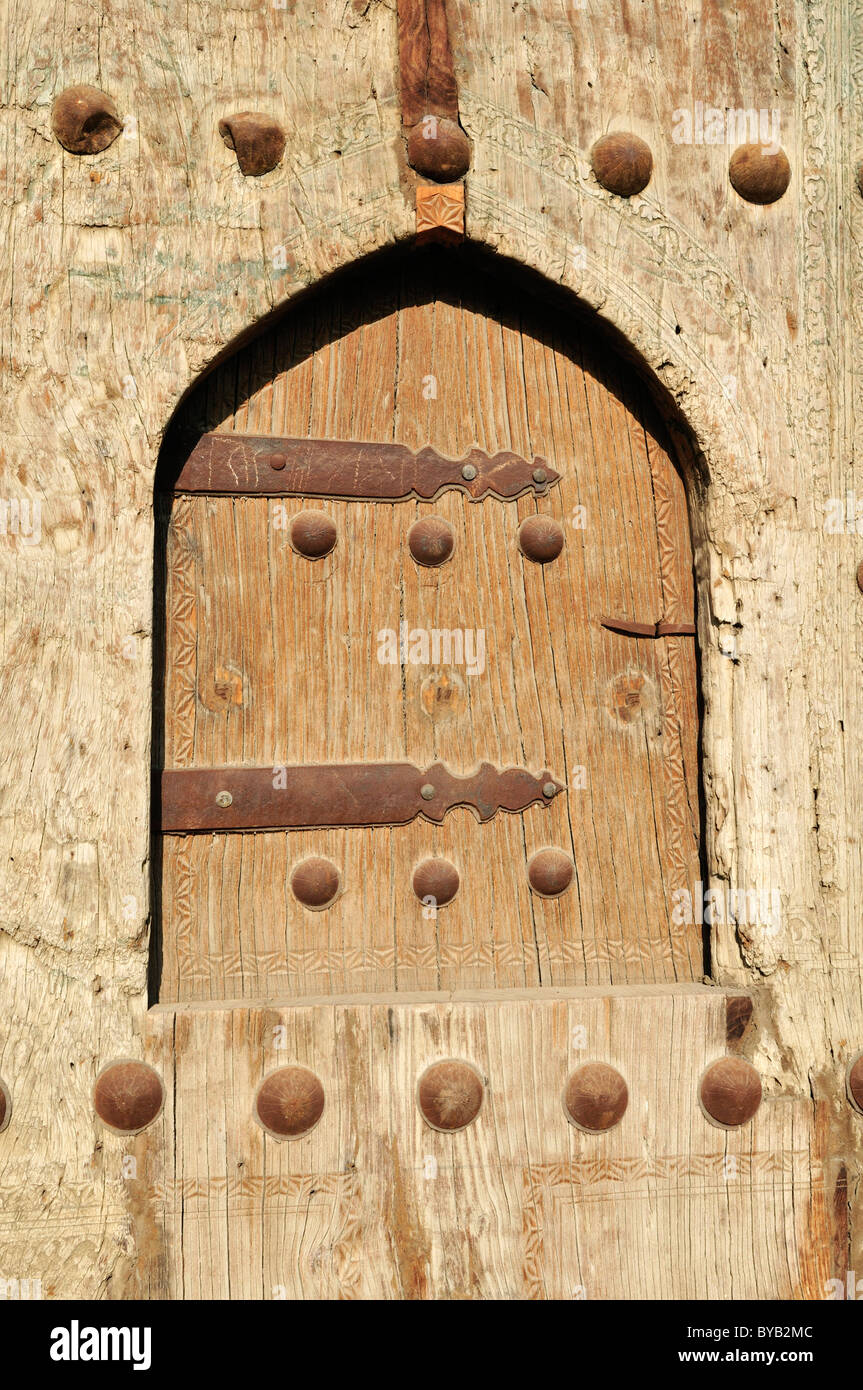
[152, 246, 703, 1005]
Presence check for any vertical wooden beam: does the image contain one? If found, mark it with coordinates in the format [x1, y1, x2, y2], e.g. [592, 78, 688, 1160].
[397, 0, 460, 127]
[397, 0, 467, 243]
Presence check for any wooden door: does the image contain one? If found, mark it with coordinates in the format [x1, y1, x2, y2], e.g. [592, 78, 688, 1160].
[155, 252, 702, 1005]
[149, 249, 706, 1297]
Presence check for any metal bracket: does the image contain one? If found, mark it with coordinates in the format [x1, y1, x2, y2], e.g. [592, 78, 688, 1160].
[169, 434, 559, 503]
[601, 617, 696, 638]
[159, 762, 566, 833]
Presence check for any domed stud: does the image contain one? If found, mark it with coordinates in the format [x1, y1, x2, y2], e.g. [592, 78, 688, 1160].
[93, 1060, 165, 1135]
[527, 848, 574, 898]
[728, 145, 792, 205]
[699, 1056, 762, 1128]
[290, 857, 341, 910]
[563, 1062, 628, 1133]
[412, 858, 460, 907]
[591, 132, 653, 197]
[289, 510, 337, 560]
[51, 85, 123, 155]
[847, 1054, 863, 1115]
[408, 517, 455, 568]
[218, 112, 286, 177]
[0, 1077, 10, 1134]
[417, 1060, 484, 1132]
[406, 115, 472, 182]
[518, 515, 565, 564]
[254, 1066, 325, 1140]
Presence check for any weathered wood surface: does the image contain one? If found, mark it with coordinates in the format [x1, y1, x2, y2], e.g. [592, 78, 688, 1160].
[138, 989, 833, 1300]
[0, 0, 860, 1298]
[398, 0, 460, 128]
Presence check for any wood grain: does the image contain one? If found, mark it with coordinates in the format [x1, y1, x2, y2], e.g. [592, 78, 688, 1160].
[398, 0, 460, 128]
[135, 989, 835, 1300]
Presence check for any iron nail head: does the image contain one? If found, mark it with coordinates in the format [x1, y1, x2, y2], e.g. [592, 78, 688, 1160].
[216, 790, 233, 807]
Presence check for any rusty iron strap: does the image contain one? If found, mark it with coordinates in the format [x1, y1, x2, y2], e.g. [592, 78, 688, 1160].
[159, 763, 565, 833]
[601, 617, 697, 638]
[170, 434, 559, 502]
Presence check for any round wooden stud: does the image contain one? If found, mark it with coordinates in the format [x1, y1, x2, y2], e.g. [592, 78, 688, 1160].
[290, 857, 341, 909]
[255, 1067, 325, 1140]
[408, 516, 455, 567]
[93, 1060, 164, 1134]
[289, 510, 337, 559]
[518, 515, 565, 564]
[527, 848, 574, 897]
[218, 111, 286, 177]
[0, 1078, 10, 1133]
[699, 1056, 762, 1128]
[417, 1060, 484, 1132]
[728, 145, 792, 205]
[847, 1054, 863, 1114]
[563, 1062, 628, 1132]
[51, 85, 123, 155]
[412, 858, 460, 907]
[406, 116, 471, 182]
[591, 132, 653, 197]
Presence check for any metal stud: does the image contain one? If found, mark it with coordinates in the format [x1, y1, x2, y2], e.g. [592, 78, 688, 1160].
[699, 1056, 762, 1128]
[591, 132, 653, 198]
[290, 510, 337, 560]
[847, 1054, 863, 1114]
[412, 858, 460, 907]
[254, 1066, 325, 1140]
[218, 112, 286, 177]
[563, 1062, 628, 1132]
[461, 464, 477, 481]
[518, 515, 565, 564]
[417, 1060, 484, 1132]
[728, 145, 792, 205]
[93, 1060, 165, 1134]
[528, 848, 574, 897]
[542, 781, 558, 799]
[532, 468, 547, 484]
[407, 116, 472, 182]
[420, 783, 436, 800]
[266, 452, 287, 471]
[290, 857, 341, 910]
[408, 516, 455, 568]
[51, 85, 123, 156]
[0, 1077, 10, 1134]
[215, 790, 233, 808]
